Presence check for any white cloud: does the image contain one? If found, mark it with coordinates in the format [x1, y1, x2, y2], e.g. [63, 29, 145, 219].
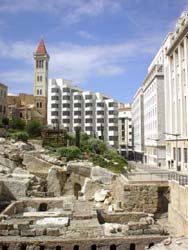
[0, 0, 123, 23]
[77, 30, 95, 40]
[0, 33, 162, 90]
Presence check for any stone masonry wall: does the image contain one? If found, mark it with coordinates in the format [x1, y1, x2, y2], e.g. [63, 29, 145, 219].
[0, 236, 166, 250]
[112, 177, 169, 214]
[168, 181, 188, 237]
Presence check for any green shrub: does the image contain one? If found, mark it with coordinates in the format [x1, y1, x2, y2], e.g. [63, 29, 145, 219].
[58, 146, 81, 161]
[89, 139, 107, 154]
[12, 131, 29, 142]
[10, 117, 25, 130]
[26, 120, 42, 138]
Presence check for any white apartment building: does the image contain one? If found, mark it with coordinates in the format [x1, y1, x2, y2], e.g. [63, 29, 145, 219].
[48, 78, 119, 148]
[132, 88, 144, 161]
[143, 47, 166, 166]
[164, 12, 188, 171]
[118, 104, 133, 159]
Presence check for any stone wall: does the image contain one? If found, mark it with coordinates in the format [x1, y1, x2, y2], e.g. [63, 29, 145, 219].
[0, 236, 166, 250]
[168, 181, 188, 237]
[113, 177, 169, 214]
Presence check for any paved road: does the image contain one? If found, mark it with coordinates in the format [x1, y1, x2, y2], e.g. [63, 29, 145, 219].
[128, 161, 171, 174]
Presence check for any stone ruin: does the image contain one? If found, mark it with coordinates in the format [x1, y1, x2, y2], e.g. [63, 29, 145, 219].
[0, 139, 169, 250]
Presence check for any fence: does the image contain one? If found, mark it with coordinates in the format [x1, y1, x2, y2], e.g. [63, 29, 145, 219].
[124, 171, 188, 186]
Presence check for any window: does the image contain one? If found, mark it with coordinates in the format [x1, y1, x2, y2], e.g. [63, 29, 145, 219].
[109, 110, 115, 115]
[63, 96, 70, 100]
[51, 111, 58, 116]
[122, 124, 125, 130]
[109, 136, 118, 141]
[85, 127, 92, 131]
[184, 148, 187, 163]
[74, 111, 81, 116]
[85, 111, 92, 115]
[56, 247, 62, 250]
[86, 119, 92, 123]
[97, 111, 104, 115]
[0, 105, 2, 112]
[173, 147, 176, 160]
[74, 95, 81, 100]
[109, 118, 117, 123]
[63, 119, 70, 123]
[74, 119, 81, 123]
[40, 89, 42, 95]
[109, 126, 118, 131]
[37, 89, 40, 95]
[63, 87, 70, 93]
[109, 102, 114, 107]
[91, 245, 97, 250]
[97, 103, 104, 107]
[85, 95, 92, 99]
[20, 244, 27, 250]
[63, 111, 70, 116]
[97, 118, 104, 123]
[110, 245, 116, 250]
[51, 104, 59, 108]
[39, 102, 42, 108]
[52, 96, 59, 100]
[52, 88, 59, 93]
[37, 102, 39, 108]
[85, 103, 92, 107]
[130, 243, 136, 250]
[178, 148, 181, 162]
[73, 245, 79, 250]
[74, 103, 81, 108]
[3, 106, 6, 113]
[40, 76, 42, 81]
[63, 103, 70, 108]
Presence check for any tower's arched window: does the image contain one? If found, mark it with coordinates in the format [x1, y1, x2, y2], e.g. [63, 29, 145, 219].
[40, 89, 42, 95]
[56, 246, 61, 250]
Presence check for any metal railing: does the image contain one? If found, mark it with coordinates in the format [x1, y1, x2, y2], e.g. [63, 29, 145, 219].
[124, 171, 188, 186]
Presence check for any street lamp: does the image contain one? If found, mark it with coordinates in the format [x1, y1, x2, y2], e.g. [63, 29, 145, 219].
[147, 138, 160, 167]
[164, 132, 181, 171]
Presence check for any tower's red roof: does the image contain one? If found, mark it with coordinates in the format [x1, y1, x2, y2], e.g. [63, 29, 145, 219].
[36, 39, 48, 55]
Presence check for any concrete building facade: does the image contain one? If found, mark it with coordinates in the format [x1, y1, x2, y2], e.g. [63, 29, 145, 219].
[48, 79, 119, 148]
[33, 39, 49, 124]
[164, 12, 188, 171]
[143, 46, 166, 166]
[132, 88, 144, 161]
[118, 104, 133, 159]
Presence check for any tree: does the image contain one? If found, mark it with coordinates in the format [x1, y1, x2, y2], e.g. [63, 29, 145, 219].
[10, 117, 25, 130]
[2, 117, 9, 128]
[75, 127, 81, 148]
[26, 120, 42, 138]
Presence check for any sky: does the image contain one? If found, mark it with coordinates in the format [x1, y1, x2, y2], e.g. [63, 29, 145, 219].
[0, 0, 188, 103]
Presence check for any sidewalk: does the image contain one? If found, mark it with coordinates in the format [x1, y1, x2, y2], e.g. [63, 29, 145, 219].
[128, 161, 188, 176]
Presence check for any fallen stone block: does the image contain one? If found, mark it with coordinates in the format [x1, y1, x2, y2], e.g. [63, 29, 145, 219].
[46, 228, 60, 236]
[21, 229, 36, 237]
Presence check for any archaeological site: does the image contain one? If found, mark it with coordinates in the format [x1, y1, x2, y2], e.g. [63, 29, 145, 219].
[0, 138, 186, 250]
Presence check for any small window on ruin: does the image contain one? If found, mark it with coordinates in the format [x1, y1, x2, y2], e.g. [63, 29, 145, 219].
[39, 203, 48, 211]
[56, 246, 62, 250]
[73, 245, 79, 250]
[130, 243, 136, 250]
[40, 246, 45, 250]
[2, 246, 8, 250]
[91, 245, 97, 250]
[110, 244, 116, 250]
[74, 183, 81, 200]
[20, 244, 27, 250]
[148, 243, 154, 249]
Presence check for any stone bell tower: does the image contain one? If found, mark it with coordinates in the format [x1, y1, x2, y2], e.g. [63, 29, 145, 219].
[33, 39, 50, 124]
